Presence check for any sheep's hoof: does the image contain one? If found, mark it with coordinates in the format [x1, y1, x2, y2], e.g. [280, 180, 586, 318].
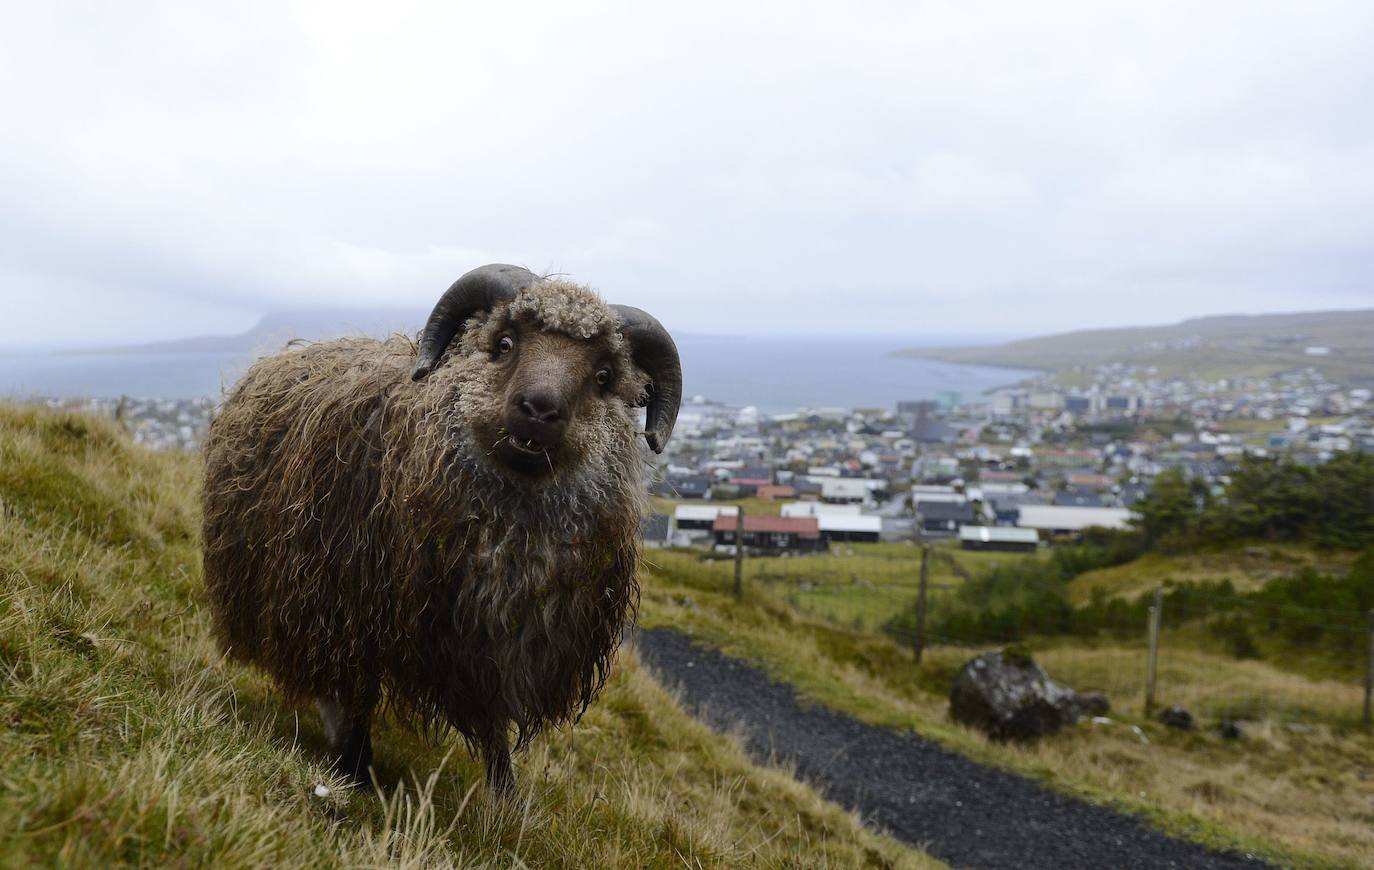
[335, 724, 374, 788]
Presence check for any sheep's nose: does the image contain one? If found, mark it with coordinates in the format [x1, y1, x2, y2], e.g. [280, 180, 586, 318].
[519, 393, 564, 424]
[510, 390, 569, 446]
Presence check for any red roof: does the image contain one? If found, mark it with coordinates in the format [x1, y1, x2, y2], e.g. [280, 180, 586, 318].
[1068, 473, 1110, 486]
[712, 515, 820, 539]
[980, 470, 1021, 482]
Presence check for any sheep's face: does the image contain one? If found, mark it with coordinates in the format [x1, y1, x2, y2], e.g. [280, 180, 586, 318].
[450, 283, 645, 481]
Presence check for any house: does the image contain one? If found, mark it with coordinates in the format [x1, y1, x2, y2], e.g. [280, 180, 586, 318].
[728, 477, 771, 496]
[987, 491, 1048, 525]
[979, 481, 1030, 496]
[959, 525, 1039, 552]
[1016, 505, 1134, 537]
[988, 500, 1020, 526]
[659, 474, 711, 499]
[640, 512, 671, 548]
[754, 484, 797, 500]
[711, 515, 825, 555]
[815, 513, 883, 543]
[915, 500, 977, 536]
[781, 501, 860, 518]
[910, 484, 966, 505]
[674, 504, 738, 531]
[816, 477, 883, 504]
[979, 470, 1023, 484]
[1053, 488, 1105, 508]
[1067, 473, 1110, 489]
[738, 464, 773, 482]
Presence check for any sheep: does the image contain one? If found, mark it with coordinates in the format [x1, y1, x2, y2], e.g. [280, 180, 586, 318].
[200, 264, 681, 791]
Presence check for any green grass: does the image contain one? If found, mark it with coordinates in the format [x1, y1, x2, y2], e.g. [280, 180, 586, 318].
[0, 404, 941, 868]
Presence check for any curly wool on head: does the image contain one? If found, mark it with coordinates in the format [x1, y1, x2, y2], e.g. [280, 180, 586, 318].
[506, 278, 627, 347]
[200, 264, 680, 790]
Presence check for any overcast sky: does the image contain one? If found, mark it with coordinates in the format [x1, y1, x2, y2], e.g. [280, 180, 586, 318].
[2, 1, 1372, 350]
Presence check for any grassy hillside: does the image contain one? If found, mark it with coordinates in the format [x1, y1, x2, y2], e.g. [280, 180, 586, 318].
[1067, 544, 1361, 605]
[0, 405, 939, 868]
[639, 548, 1374, 869]
[896, 308, 1374, 382]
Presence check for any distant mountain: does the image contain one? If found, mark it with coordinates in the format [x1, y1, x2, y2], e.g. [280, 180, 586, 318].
[79, 307, 428, 356]
[896, 308, 1374, 385]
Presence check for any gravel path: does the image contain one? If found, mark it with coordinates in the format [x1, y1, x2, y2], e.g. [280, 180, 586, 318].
[635, 627, 1277, 870]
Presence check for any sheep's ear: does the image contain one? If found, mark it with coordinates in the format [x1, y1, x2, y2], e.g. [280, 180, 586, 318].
[412, 264, 539, 380]
[611, 305, 681, 453]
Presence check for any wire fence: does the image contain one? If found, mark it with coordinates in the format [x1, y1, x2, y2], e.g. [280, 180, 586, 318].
[661, 538, 1374, 729]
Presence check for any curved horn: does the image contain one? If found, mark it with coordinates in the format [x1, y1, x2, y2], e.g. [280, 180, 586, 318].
[612, 304, 681, 454]
[412, 264, 540, 380]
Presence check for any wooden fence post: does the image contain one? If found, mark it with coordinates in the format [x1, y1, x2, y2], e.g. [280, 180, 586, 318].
[733, 508, 745, 598]
[1144, 585, 1163, 718]
[1364, 609, 1374, 730]
[913, 544, 930, 663]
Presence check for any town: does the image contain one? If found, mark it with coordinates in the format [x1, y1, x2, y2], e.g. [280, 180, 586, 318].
[648, 362, 1374, 554]
[25, 359, 1373, 558]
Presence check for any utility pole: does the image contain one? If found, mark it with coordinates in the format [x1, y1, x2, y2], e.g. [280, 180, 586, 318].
[913, 544, 930, 663]
[1144, 585, 1163, 717]
[733, 507, 745, 598]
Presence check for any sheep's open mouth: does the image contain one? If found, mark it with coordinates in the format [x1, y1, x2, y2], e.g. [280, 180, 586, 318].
[497, 437, 559, 473]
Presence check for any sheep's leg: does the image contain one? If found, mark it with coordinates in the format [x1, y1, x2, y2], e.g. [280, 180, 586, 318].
[480, 727, 514, 793]
[318, 697, 374, 787]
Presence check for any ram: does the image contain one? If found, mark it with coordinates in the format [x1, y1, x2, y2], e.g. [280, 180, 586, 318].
[201, 264, 680, 790]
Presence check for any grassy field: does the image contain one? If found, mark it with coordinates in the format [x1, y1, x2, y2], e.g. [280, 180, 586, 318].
[1066, 544, 1361, 604]
[644, 538, 1033, 634]
[0, 405, 941, 868]
[640, 550, 1374, 869]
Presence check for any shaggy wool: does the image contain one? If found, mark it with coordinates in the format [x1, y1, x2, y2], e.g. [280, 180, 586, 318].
[202, 281, 650, 752]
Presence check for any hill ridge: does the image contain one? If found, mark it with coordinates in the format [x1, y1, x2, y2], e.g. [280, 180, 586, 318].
[897, 307, 1374, 383]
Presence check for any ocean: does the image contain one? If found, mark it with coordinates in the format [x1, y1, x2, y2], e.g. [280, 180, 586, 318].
[0, 335, 1031, 413]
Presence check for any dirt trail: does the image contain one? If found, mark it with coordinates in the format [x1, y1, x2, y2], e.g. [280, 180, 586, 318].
[636, 628, 1276, 870]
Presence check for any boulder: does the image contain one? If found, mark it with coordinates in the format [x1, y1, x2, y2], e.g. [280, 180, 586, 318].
[949, 649, 1083, 741]
[1158, 705, 1194, 730]
[1218, 719, 1244, 740]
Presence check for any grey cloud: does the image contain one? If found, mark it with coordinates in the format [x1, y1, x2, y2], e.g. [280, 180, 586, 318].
[2, 0, 1373, 349]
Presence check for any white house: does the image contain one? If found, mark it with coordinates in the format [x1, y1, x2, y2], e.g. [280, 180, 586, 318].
[1016, 505, 1134, 534]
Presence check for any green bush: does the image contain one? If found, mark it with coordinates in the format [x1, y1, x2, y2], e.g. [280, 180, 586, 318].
[1134, 454, 1374, 550]
[901, 549, 1374, 672]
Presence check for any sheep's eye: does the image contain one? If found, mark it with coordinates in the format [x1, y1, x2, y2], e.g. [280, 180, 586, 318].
[595, 367, 613, 387]
[497, 336, 515, 355]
